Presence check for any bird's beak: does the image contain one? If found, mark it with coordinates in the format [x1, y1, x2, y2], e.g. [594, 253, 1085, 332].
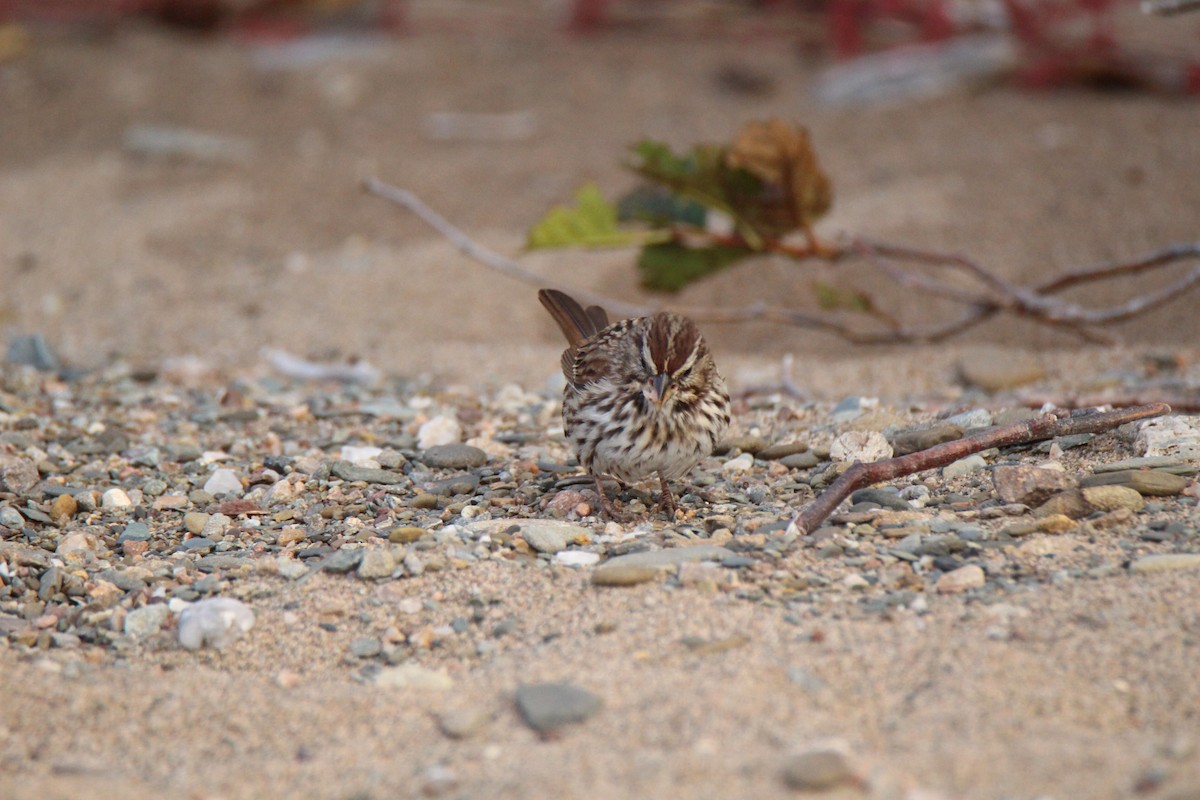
[648, 373, 670, 405]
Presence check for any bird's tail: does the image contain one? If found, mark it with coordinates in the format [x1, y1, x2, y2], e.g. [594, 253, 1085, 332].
[537, 289, 610, 348]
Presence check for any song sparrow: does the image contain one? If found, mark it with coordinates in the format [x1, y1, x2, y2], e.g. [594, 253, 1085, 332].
[538, 288, 731, 519]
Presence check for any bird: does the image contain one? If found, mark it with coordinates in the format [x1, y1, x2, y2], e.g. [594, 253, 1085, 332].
[538, 288, 731, 519]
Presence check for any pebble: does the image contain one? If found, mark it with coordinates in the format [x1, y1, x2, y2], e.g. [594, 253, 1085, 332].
[756, 441, 808, 460]
[50, 493, 77, 524]
[177, 597, 255, 650]
[0, 506, 24, 528]
[417, 415, 462, 449]
[389, 526, 426, 544]
[957, 349, 1044, 391]
[945, 408, 994, 430]
[357, 548, 397, 580]
[1034, 490, 1091, 520]
[849, 488, 910, 511]
[935, 564, 985, 594]
[374, 664, 454, 690]
[830, 431, 892, 463]
[339, 445, 382, 466]
[992, 465, 1076, 507]
[942, 454, 987, 479]
[722, 452, 755, 473]
[124, 604, 171, 638]
[330, 461, 406, 485]
[117, 522, 152, 544]
[1080, 485, 1144, 513]
[891, 422, 963, 456]
[1135, 416, 1200, 459]
[591, 544, 735, 587]
[1082, 469, 1189, 497]
[321, 549, 363, 573]
[780, 748, 857, 791]
[203, 468, 243, 497]
[1130, 554, 1200, 574]
[780, 451, 820, 469]
[101, 488, 134, 510]
[348, 637, 382, 658]
[438, 707, 489, 739]
[420, 444, 488, 469]
[517, 522, 575, 554]
[515, 682, 603, 733]
[0, 456, 38, 494]
[183, 512, 210, 535]
[55, 531, 99, 558]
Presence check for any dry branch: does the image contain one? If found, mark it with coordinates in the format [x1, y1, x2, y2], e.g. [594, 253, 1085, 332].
[364, 178, 1200, 346]
[786, 402, 1171, 535]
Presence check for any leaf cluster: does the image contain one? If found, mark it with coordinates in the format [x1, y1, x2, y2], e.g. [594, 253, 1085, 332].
[526, 119, 833, 292]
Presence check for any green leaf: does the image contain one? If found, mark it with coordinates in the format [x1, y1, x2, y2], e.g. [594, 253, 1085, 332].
[526, 183, 645, 249]
[616, 185, 708, 228]
[637, 242, 754, 293]
[814, 281, 874, 313]
[626, 140, 766, 249]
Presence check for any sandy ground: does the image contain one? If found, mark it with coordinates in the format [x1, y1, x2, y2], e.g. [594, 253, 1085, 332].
[3, 6, 1200, 799]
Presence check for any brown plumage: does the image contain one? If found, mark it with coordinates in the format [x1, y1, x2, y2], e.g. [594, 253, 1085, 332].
[538, 288, 731, 519]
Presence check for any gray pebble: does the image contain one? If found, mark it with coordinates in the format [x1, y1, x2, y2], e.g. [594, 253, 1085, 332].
[321, 549, 364, 573]
[420, 444, 489, 469]
[515, 682, 603, 733]
[117, 522, 152, 543]
[331, 461, 407, 485]
[349, 637, 382, 658]
[124, 604, 171, 638]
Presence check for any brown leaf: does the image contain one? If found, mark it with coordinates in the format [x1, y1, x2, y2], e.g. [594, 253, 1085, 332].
[726, 119, 832, 232]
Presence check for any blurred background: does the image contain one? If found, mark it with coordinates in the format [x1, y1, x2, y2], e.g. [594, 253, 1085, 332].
[2, 0, 1199, 388]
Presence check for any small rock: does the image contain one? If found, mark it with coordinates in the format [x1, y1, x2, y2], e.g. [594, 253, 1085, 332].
[849, 488, 910, 511]
[554, 550, 601, 568]
[992, 465, 1076, 507]
[439, 707, 489, 739]
[944, 408, 994, 430]
[519, 522, 577, 554]
[339, 445, 382, 466]
[1130, 554, 1200, 574]
[756, 441, 808, 460]
[375, 663, 454, 690]
[1082, 469, 1189, 497]
[723, 434, 769, 455]
[183, 512, 210, 535]
[55, 531, 99, 558]
[124, 604, 171, 638]
[389, 526, 426, 544]
[203, 468, 243, 497]
[1081, 485, 1144, 513]
[420, 444, 488, 469]
[0, 456, 38, 494]
[50, 494, 77, 524]
[331, 461, 407, 484]
[357, 548, 397, 580]
[515, 682, 602, 733]
[1135, 416, 1200, 459]
[830, 431, 892, 463]
[936, 564, 985, 594]
[780, 452, 820, 469]
[591, 545, 735, 587]
[0, 506, 24, 528]
[957, 349, 1045, 391]
[348, 637, 382, 658]
[891, 422, 963, 456]
[177, 597, 255, 650]
[780, 748, 857, 791]
[1034, 490, 1092, 520]
[321, 549, 363, 573]
[101, 488, 134, 510]
[417, 415, 462, 449]
[117, 521, 152, 543]
[722, 452, 755, 473]
[942, 454, 987, 479]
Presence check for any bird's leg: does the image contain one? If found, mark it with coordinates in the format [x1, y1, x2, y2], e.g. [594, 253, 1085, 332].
[593, 474, 629, 521]
[657, 472, 678, 519]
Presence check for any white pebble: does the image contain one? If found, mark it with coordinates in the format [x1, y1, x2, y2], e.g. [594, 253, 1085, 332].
[942, 453, 988, 479]
[830, 431, 892, 463]
[554, 550, 601, 568]
[339, 445, 382, 466]
[177, 597, 255, 650]
[101, 488, 133, 510]
[418, 415, 462, 448]
[722, 452, 755, 473]
[203, 468, 244, 497]
[1135, 416, 1200, 459]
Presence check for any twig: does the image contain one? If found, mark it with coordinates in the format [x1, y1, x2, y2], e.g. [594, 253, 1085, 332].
[786, 402, 1171, 535]
[365, 178, 1200, 346]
